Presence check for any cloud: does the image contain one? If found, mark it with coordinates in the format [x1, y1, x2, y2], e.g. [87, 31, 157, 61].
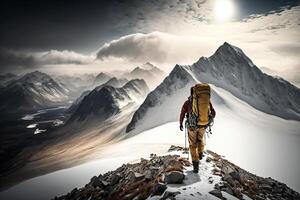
[270, 43, 300, 57]
[96, 4, 300, 85]
[96, 32, 218, 66]
[0, 48, 94, 71]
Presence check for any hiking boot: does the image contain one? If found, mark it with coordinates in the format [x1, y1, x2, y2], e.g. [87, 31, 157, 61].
[199, 153, 204, 160]
[192, 161, 199, 173]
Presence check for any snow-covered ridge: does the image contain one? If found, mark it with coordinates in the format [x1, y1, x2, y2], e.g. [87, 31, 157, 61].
[126, 42, 300, 133]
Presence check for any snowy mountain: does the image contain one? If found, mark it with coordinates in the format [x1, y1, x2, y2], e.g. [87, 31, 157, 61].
[66, 90, 91, 114]
[126, 42, 300, 133]
[92, 72, 112, 88]
[122, 62, 166, 89]
[68, 79, 149, 123]
[0, 71, 69, 113]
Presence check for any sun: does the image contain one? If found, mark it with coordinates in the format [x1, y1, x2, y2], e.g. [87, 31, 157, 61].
[214, 0, 235, 22]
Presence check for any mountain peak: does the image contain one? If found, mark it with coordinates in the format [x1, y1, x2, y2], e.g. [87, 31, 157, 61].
[140, 62, 155, 70]
[19, 71, 53, 83]
[216, 42, 243, 55]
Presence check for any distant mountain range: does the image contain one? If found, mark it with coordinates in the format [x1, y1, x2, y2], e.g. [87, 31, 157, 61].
[126, 42, 300, 133]
[0, 71, 69, 113]
[122, 62, 166, 89]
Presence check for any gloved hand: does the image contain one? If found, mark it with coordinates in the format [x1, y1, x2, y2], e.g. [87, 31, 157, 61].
[180, 124, 184, 131]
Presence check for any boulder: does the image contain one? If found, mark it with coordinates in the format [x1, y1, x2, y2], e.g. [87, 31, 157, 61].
[164, 171, 184, 184]
[151, 182, 167, 196]
[209, 189, 224, 199]
[110, 173, 121, 185]
[229, 171, 241, 182]
[129, 171, 145, 182]
[90, 176, 103, 188]
[145, 167, 159, 180]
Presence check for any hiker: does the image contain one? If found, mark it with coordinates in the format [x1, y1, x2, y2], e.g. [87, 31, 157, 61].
[179, 83, 216, 173]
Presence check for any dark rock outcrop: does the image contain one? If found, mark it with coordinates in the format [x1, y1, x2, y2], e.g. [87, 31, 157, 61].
[53, 146, 300, 200]
[53, 154, 190, 200]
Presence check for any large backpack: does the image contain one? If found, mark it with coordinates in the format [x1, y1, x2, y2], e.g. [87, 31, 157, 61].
[191, 83, 211, 126]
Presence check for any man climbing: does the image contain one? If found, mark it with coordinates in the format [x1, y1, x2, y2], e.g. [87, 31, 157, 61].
[179, 83, 216, 173]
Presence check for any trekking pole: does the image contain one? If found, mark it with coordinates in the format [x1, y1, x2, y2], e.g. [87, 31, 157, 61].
[184, 121, 189, 161]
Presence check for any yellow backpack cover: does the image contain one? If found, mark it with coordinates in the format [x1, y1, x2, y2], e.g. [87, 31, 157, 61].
[192, 83, 211, 126]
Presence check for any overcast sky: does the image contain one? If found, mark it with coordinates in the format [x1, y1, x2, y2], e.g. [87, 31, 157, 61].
[0, 0, 299, 86]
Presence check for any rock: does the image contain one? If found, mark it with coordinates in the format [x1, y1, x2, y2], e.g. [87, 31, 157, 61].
[101, 180, 109, 187]
[69, 188, 80, 199]
[206, 156, 213, 163]
[151, 182, 167, 196]
[110, 173, 121, 185]
[168, 145, 185, 152]
[209, 189, 224, 199]
[222, 165, 235, 175]
[150, 153, 157, 158]
[145, 169, 154, 180]
[221, 186, 234, 196]
[259, 183, 272, 191]
[129, 171, 145, 182]
[229, 171, 241, 182]
[164, 171, 184, 184]
[232, 187, 243, 199]
[90, 176, 103, 188]
[223, 174, 236, 187]
[160, 191, 180, 200]
[144, 166, 160, 180]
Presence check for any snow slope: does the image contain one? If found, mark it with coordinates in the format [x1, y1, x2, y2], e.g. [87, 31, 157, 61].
[1, 84, 299, 200]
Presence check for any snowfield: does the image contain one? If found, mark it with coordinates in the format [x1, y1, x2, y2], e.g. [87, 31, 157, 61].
[1, 84, 299, 200]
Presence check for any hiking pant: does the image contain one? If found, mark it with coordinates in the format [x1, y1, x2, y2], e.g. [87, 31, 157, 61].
[188, 127, 205, 161]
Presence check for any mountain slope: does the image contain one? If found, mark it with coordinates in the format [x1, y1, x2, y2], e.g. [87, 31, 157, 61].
[68, 79, 149, 123]
[192, 42, 300, 120]
[101, 77, 128, 88]
[0, 71, 69, 113]
[126, 42, 300, 133]
[68, 86, 131, 122]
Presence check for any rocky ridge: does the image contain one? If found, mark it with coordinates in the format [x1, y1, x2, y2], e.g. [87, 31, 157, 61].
[53, 146, 300, 200]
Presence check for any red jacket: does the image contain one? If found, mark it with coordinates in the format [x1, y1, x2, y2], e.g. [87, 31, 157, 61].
[179, 98, 216, 126]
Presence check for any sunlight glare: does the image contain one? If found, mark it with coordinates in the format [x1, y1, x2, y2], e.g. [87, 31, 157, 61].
[214, 0, 235, 22]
